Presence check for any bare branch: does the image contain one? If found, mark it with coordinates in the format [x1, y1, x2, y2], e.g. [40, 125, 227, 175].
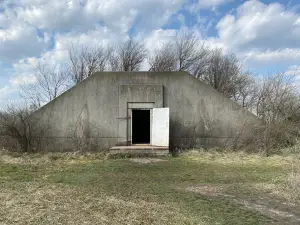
[108, 38, 147, 71]
[20, 62, 71, 109]
[0, 104, 50, 152]
[68, 43, 109, 83]
[199, 49, 241, 98]
[148, 43, 177, 72]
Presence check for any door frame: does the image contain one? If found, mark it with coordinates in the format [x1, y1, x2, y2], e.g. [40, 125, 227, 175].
[127, 102, 155, 145]
[131, 108, 151, 145]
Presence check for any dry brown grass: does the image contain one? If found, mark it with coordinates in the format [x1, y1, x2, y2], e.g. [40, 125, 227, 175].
[182, 149, 300, 204]
[182, 148, 297, 166]
[129, 158, 168, 164]
[286, 168, 300, 200]
[0, 150, 106, 166]
[1, 149, 300, 224]
[0, 183, 196, 225]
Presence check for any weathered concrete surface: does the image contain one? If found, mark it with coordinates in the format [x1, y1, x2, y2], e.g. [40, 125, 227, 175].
[34, 72, 260, 152]
[110, 146, 169, 155]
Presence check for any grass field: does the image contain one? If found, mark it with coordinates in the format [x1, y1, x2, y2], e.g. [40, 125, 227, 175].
[0, 150, 299, 225]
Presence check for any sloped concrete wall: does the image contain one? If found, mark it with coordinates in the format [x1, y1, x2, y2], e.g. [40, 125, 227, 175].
[34, 72, 260, 152]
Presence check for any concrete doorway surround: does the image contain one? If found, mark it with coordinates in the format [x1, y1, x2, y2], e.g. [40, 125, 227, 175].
[111, 103, 170, 155]
[112, 84, 169, 154]
[127, 102, 155, 145]
[117, 85, 163, 146]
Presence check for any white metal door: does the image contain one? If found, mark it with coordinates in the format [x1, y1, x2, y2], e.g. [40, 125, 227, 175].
[151, 108, 169, 146]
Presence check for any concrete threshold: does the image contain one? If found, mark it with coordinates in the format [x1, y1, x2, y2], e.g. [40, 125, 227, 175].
[109, 145, 169, 155]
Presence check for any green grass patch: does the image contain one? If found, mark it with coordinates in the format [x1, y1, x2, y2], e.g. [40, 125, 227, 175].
[0, 151, 299, 224]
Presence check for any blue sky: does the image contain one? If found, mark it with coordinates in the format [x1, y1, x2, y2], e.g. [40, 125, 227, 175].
[1, 0, 300, 106]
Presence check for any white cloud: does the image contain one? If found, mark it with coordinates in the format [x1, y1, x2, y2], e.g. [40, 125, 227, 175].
[83, 0, 185, 32]
[204, 37, 227, 51]
[18, 0, 86, 31]
[0, 22, 48, 62]
[3, 0, 300, 105]
[212, 0, 300, 71]
[9, 58, 39, 88]
[285, 65, 300, 76]
[144, 29, 177, 51]
[7, 0, 185, 33]
[198, 0, 231, 9]
[0, 86, 16, 100]
[244, 48, 300, 66]
[187, 0, 231, 12]
[6, 25, 130, 89]
[0, 3, 49, 62]
[9, 74, 37, 87]
[177, 13, 185, 26]
[216, 0, 300, 52]
[0, 0, 186, 64]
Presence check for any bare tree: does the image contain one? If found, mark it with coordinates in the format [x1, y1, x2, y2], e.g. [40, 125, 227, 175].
[175, 32, 208, 73]
[148, 32, 209, 75]
[199, 49, 241, 98]
[107, 46, 122, 72]
[241, 73, 300, 154]
[255, 73, 300, 123]
[188, 48, 210, 79]
[148, 43, 177, 72]
[20, 62, 71, 109]
[0, 104, 50, 152]
[68, 44, 109, 83]
[108, 38, 147, 71]
[232, 72, 257, 109]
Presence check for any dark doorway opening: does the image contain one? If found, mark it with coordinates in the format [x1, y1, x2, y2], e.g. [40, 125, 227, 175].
[132, 109, 150, 144]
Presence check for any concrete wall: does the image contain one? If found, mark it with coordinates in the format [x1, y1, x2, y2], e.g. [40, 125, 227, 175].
[34, 71, 260, 152]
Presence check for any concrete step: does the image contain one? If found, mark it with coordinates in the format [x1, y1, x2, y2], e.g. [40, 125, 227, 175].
[109, 145, 169, 155]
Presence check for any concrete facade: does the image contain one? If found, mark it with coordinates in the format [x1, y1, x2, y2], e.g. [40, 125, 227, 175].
[34, 71, 260, 152]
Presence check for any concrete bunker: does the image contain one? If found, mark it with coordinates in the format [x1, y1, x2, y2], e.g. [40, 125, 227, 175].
[33, 72, 260, 154]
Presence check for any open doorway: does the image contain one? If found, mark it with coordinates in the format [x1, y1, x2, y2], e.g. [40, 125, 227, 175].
[132, 109, 150, 144]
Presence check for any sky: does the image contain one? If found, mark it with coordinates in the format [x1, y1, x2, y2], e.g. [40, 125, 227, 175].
[1, 0, 300, 106]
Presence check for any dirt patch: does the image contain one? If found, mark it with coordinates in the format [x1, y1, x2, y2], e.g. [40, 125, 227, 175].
[184, 184, 300, 225]
[238, 199, 300, 224]
[185, 185, 226, 197]
[129, 158, 168, 164]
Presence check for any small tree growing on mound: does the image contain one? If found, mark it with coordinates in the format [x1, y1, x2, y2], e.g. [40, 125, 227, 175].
[0, 104, 49, 152]
[242, 73, 300, 155]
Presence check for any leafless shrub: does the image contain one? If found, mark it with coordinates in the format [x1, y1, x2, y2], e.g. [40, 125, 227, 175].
[232, 72, 257, 109]
[241, 73, 300, 154]
[68, 44, 110, 83]
[0, 104, 50, 152]
[223, 116, 258, 150]
[71, 118, 89, 152]
[66, 105, 90, 152]
[108, 38, 147, 71]
[20, 62, 71, 109]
